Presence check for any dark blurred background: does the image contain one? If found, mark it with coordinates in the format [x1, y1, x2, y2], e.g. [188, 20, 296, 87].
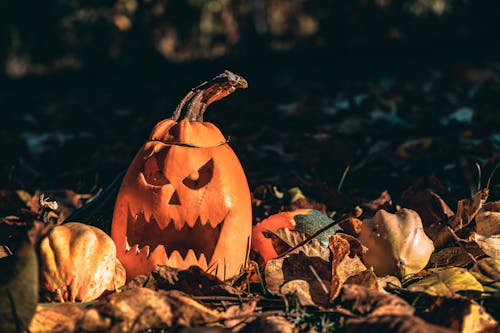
[1, 0, 499, 202]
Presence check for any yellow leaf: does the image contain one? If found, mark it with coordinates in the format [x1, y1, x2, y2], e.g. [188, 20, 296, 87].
[406, 267, 483, 297]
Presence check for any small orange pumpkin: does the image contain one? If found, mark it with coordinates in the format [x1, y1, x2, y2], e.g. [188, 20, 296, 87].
[39, 222, 126, 302]
[111, 71, 252, 280]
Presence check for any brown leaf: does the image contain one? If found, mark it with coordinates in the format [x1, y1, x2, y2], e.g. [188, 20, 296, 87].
[476, 201, 500, 236]
[401, 178, 456, 248]
[473, 233, 500, 260]
[329, 233, 367, 301]
[376, 275, 402, 293]
[72, 288, 224, 332]
[0, 190, 27, 216]
[223, 301, 257, 330]
[280, 280, 316, 306]
[265, 252, 331, 306]
[346, 314, 456, 333]
[344, 270, 379, 290]
[163, 290, 224, 327]
[84, 287, 174, 332]
[245, 315, 297, 333]
[362, 190, 393, 213]
[428, 244, 484, 267]
[422, 298, 498, 333]
[262, 228, 330, 261]
[402, 179, 455, 228]
[336, 284, 414, 317]
[124, 265, 240, 296]
[29, 304, 84, 333]
[337, 217, 363, 237]
[449, 189, 489, 231]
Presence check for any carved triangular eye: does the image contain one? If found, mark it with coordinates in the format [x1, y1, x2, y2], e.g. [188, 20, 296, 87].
[183, 159, 214, 190]
[143, 150, 170, 186]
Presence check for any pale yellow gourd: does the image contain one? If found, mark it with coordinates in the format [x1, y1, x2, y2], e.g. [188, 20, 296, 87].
[39, 222, 126, 302]
[358, 209, 434, 277]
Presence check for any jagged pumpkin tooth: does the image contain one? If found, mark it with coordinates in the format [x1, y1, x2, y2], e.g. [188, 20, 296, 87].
[149, 245, 168, 265]
[168, 250, 184, 269]
[198, 253, 208, 270]
[185, 249, 198, 267]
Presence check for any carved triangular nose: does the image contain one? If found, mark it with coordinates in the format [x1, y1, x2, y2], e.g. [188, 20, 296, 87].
[169, 190, 181, 205]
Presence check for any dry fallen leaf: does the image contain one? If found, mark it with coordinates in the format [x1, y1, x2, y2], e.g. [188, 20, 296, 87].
[335, 284, 414, 317]
[346, 314, 456, 333]
[449, 189, 489, 231]
[402, 177, 455, 227]
[405, 267, 484, 297]
[473, 233, 500, 260]
[124, 265, 240, 296]
[29, 303, 84, 333]
[329, 233, 368, 301]
[223, 301, 257, 330]
[280, 279, 316, 306]
[428, 244, 484, 268]
[265, 252, 331, 306]
[245, 315, 297, 333]
[84, 287, 174, 332]
[262, 228, 331, 261]
[423, 297, 498, 333]
[470, 257, 500, 295]
[476, 207, 500, 236]
[361, 190, 393, 213]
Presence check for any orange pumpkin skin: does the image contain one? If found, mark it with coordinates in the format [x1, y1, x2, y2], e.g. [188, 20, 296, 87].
[112, 72, 252, 281]
[251, 209, 310, 262]
[39, 222, 126, 302]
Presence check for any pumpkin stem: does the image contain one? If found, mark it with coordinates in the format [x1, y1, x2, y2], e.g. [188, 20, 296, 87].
[171, 70, 248, 122]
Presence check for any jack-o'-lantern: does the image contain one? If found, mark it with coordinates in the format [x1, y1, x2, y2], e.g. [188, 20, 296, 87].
[111, 71, 252, 281]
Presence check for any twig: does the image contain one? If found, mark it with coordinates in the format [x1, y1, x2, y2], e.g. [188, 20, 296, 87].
[309, 265, 328, 294]
[275, 217, 348, 260]
[446, 226, 477, 264]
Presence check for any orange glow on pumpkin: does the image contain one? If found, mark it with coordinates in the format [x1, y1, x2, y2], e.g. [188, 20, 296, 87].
[111, 71, 252, 280]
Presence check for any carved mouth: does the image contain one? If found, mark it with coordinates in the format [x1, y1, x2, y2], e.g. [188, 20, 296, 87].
[125, 206, 223, 270]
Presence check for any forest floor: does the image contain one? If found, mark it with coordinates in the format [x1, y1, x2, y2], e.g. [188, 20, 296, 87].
[1, 55, 499, 332]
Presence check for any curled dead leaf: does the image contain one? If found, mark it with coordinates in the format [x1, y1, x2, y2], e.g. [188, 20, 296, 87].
[246, 315, 297, 333]
[329, 233, 367, 301]
[470, 257, 500, 295]
[336, 284, 414, 317]
[265, 252, 331, 306]
[124, 265, 240, 296]
[262, 228, 331, 261]
[473, 233, 500, 260]
[29, 304, 84, 333]
[346, 314, 456, 333]
[423, 298, 498, 333]
[280, 279, 316, 306]
[476, 211, 500, 236]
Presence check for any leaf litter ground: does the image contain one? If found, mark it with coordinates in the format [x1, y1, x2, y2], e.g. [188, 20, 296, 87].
[1, 63, 500, 332]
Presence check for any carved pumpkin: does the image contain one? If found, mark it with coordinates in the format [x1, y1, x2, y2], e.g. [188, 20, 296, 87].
[111, 71, 252, 280]
[39, 222, 126, 302]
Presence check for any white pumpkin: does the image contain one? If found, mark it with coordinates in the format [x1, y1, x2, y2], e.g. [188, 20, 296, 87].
[358, 209, 434, 277]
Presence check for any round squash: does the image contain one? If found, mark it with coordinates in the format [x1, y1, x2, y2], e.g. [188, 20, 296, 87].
[111, 71, 252, 281]
[358, 208, 435, 277]
[39, 222, 126, 302]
